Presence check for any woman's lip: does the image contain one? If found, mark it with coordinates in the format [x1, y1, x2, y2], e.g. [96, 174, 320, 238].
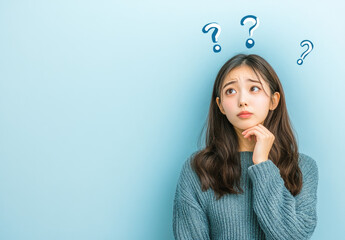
[238, 113, 252, 118]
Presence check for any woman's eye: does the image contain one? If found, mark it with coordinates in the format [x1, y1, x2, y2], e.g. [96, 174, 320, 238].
[226, 88, 236, 95]
[251, 86, 260, 92]
[225, 86, 260, 95]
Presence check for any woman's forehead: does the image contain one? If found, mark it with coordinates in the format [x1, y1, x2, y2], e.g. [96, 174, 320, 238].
[226, 65, 261, 81]
[221, 65, 271, 94]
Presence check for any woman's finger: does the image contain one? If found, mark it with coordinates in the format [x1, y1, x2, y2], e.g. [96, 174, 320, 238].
[243, 126, 266, 137]
[243, 129, 262, 140]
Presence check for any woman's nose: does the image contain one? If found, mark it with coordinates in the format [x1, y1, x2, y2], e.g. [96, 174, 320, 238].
[238, 93, 249, 107]
[239, 101, 248, 107]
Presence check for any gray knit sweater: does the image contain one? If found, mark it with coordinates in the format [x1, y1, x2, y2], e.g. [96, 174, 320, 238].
[172, 151, 318, 240]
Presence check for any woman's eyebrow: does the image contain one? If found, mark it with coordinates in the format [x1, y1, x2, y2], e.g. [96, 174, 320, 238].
[222, 78, 260, 90]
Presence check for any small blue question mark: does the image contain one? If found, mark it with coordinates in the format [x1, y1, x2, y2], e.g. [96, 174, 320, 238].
[202, 22, 221, 53]
[297, 40, 314, 65]
[240, 15, 259, 48]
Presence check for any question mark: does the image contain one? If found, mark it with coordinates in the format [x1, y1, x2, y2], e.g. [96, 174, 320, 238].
[202, 22, 221, 53]
[240, 15, 259, 48]
[297, 40, 314, 65]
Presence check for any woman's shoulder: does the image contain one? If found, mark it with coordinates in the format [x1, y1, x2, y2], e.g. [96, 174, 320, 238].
[175, 152, 211, 203]
[297, 152, 319, 179]
[298, 152, 317, 166]
[177, 151, 204, 190]
[179, 153, 198, 181]
[179, 150, 200, 171]
[175, 152, 211, 212]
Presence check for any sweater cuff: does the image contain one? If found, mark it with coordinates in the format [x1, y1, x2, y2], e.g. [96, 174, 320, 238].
[247, 160, 281, 184]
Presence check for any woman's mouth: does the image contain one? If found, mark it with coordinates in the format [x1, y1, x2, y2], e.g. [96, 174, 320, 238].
[238, 113, 253, 119]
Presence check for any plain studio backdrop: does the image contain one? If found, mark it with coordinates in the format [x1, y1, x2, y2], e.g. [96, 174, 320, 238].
[0, 0, 344, 239]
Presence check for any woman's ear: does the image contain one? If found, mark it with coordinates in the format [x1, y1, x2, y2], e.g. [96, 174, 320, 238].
[216, 97, 226, 115]
[270, 92, 280, 110]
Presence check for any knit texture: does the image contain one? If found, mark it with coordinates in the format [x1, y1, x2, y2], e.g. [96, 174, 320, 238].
[172, 151, 318, 240]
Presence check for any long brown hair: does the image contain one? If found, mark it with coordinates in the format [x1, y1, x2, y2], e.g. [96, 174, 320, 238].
[191, 53, 302, 200]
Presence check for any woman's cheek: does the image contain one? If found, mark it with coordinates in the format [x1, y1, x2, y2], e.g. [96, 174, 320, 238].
[222, 102, 237, 116]
[253, 97, 271, 117]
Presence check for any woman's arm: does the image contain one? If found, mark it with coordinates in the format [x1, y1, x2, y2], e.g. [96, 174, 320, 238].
[173, 194, 211, 239]
[173, 159, 211, 240]
[247, 154, 318, 240]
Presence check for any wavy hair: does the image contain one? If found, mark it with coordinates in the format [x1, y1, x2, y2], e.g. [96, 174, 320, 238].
[191, 54, 302, 200]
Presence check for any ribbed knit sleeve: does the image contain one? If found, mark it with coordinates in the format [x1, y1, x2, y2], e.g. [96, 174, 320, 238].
[247, 154, 319, 240]
[173, 159, 211, 240]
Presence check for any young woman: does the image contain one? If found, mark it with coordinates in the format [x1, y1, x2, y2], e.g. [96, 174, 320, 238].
[172, 54, 319, 240]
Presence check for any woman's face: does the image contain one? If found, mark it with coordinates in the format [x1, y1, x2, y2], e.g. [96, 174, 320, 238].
[216, 64, 280, 132]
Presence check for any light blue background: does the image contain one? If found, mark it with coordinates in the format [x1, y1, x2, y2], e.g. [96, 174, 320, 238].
[0, 0, 344, 239]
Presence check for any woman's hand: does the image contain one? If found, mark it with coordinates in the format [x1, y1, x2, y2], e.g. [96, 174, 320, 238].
[241, 123, 275, 165]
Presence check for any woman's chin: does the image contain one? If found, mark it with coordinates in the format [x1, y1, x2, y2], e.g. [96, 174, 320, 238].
[233, 121, 262, 131]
